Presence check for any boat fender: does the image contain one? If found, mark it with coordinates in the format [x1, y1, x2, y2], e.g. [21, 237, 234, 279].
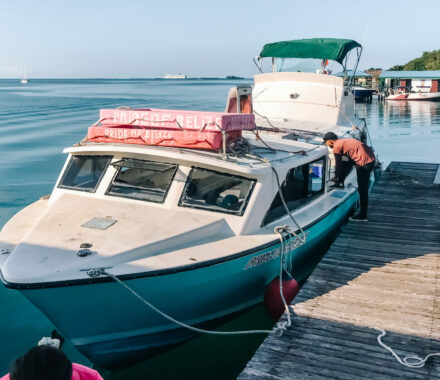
[264, 276, 299, 320]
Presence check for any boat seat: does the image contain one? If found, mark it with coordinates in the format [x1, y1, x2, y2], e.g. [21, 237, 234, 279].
[225, 86, 252, 114]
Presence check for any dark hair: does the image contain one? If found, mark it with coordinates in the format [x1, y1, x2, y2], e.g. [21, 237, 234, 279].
[9, 346, 72, 380]
[322, 132, 338, 142]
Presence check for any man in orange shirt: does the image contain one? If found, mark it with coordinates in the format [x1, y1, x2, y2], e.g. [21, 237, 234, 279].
[323, 132, 376, 222]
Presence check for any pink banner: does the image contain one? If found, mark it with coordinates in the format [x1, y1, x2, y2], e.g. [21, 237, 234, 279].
[87, 126, 241, 150]
[99, 108, 255, 132]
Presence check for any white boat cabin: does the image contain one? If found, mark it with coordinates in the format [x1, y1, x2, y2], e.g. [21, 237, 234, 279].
[0, 133, 357, 284]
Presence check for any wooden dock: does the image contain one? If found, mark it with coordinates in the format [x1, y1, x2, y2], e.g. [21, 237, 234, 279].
[240, 162, 440, 379]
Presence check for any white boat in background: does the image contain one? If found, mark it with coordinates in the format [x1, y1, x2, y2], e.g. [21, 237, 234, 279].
[164, 73, 187, 79]
[0, 106, 360, 368]
[20, 65, 30, 84]
[386, 87, 440, 101]
[225, 38, 368, 143]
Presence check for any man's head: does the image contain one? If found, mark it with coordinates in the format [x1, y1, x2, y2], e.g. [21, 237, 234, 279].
[323, 132, 338, 148]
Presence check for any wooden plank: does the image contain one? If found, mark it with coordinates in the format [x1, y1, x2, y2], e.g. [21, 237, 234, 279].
[240, 162, 440, 379]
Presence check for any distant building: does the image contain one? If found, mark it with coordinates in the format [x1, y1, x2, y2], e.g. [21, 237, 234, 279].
[379, 70, 440, 93]
[365, 69, 382, 90]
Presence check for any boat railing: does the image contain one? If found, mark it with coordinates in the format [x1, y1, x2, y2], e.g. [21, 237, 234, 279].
[80, 127, 322, 169]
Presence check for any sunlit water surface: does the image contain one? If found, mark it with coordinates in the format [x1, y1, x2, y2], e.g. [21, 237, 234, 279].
[0, 79, 439, 378]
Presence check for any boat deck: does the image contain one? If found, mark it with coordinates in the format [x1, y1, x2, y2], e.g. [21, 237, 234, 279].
[239, 161, 440, 379]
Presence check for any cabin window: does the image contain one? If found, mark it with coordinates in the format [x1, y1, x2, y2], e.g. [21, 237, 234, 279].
[179, 167, 256, 216]
[262, 158, 326, 226]
[58, 155, 112, 192]
[107, 158, 177, 203]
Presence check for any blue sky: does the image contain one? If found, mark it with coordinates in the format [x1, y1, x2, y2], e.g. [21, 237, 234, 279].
[0, 0, 439, 78]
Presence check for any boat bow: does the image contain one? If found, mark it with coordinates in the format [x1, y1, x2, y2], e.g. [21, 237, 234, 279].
[1, 193, 234, 285]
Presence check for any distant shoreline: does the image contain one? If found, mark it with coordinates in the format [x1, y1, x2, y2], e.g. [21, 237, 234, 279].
[0, 77, 252, 81]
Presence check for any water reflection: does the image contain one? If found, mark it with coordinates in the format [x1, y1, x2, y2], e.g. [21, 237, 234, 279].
[355, 100, 440, 165]
[358, 100, 440, 128]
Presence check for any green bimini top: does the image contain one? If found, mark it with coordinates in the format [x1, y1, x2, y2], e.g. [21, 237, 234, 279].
[259, 38, 362, 64]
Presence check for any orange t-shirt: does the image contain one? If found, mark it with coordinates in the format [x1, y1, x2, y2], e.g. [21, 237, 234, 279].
[332, 138, 375, 167]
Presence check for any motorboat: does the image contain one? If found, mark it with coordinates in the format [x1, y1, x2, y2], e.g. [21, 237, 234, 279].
[0, 107, 360, 368]
[226, 38, 368, 142]
[386, 86, 440, 101]
[351, 86, 375, 101]
[335, 70, 375, 101]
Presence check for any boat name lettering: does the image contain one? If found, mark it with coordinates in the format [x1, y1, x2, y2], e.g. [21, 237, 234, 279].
[244, 233, 308, 270]
[110, 111, 223, 129]
[104, 128, 178, 140]
[103, 128, 214, 142]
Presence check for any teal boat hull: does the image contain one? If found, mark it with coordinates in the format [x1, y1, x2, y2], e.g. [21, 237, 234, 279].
[16, 192, 357, 369]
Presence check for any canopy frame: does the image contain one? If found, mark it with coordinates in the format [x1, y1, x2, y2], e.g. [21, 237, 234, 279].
[253, 38, 363, 81]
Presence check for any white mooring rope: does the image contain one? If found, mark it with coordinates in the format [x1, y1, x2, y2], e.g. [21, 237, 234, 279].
[102, 224, 299, 338]
[105, 271, 277, 336]
[104, 239, 292, 339]
[376, 328, 440, 368]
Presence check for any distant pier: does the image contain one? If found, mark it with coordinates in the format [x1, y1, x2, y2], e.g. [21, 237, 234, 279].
[240, 162, 440, 379]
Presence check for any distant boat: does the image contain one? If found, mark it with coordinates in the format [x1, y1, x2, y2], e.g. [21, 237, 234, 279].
[164, 74, 187, 79]
[226, 75, 244, 80]
[351, 86, 375, 101]
[21, 66, 30, 84]
[386, 87, 440, 101]
[335, 70, 374, 101]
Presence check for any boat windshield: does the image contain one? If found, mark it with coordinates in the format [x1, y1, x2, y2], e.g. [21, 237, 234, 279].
[274, 58, 341, 75]
[262, 158, 326, 226]
[256, 38, 362, 82]
[179, 168, 256, 216]
[107, 158, 178, 203]
[58, 155, 112, 192]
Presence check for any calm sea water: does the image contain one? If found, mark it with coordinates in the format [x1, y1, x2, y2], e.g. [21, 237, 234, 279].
[0, 79, 439, 378]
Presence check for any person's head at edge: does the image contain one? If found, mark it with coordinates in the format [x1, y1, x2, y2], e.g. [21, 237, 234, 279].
[9, 345, 72, 380]
[323, 132, 338, 149]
